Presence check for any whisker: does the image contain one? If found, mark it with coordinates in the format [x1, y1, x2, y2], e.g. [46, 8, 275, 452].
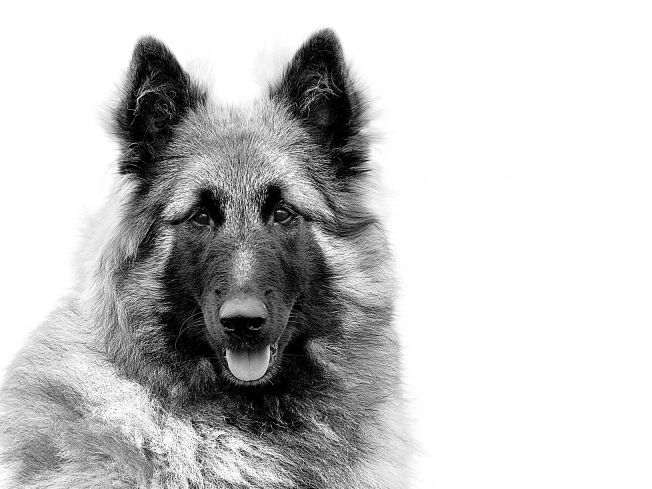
[174, 309, 204, 352]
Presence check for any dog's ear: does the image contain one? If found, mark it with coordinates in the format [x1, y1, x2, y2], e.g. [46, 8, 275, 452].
[270, 29, 369, 177]
[114, 36, 206, 178]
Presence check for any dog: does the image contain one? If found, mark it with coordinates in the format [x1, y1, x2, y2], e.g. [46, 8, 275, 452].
[0, 29, 409, 488]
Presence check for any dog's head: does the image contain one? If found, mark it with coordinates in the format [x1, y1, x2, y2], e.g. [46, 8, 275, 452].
[108, 31, 379, 389]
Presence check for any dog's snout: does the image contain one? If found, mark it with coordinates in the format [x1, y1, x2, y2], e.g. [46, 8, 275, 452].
[219, 296, 268, 338]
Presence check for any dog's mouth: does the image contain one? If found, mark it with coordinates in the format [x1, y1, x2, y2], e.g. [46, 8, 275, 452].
[222, 342, 279, 383]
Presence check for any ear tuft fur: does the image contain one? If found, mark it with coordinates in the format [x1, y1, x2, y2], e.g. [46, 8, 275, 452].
[270, 29, 370, 178]
[114, 36, 206, 179]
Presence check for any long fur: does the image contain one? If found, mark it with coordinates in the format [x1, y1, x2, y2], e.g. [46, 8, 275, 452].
[0, 29, 410, 488]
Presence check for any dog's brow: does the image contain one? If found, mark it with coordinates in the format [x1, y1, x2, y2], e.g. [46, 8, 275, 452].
[265, 158, 333, 220]
[261, 184, 283, 217]
[162, 181, 224, 221]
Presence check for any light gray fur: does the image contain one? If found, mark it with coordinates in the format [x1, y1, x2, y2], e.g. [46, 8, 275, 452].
[0, 40, 410, 489]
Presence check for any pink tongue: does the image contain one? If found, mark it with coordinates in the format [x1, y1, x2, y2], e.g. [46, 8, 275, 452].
[225, 346, 271, 381]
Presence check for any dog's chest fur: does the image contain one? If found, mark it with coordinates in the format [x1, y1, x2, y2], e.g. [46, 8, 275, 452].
[3, 336, 401, 489]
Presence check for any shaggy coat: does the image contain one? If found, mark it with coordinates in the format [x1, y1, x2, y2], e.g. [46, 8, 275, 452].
[0, 30, 409, 488]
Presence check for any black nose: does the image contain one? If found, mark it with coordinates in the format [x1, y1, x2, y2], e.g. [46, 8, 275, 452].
[219, 296, 268, 339]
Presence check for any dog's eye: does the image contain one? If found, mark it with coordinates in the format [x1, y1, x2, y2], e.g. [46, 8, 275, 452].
[273, 207, 293, 224]
[191, 212, 211, 226]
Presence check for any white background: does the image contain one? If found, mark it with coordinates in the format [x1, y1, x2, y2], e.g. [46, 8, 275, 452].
[1, 1, 651, 488]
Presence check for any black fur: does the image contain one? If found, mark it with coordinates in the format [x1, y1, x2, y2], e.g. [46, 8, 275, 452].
[271, 28, 370, 179]
[114, 36, 207, 180]
[0, 30, 408, 488]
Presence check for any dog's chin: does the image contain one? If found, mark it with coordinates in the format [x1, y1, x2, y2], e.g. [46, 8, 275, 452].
[219, 341, 281, 386]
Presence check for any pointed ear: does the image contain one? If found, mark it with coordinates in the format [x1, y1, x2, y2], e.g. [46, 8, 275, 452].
[270, 29, 369, 177]
[114, 36, 206, 178]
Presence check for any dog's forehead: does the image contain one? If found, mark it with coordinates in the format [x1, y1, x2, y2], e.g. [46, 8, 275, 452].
[161, 102, 329, 217]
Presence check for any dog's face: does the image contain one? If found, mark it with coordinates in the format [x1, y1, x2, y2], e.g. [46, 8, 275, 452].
[157, 111, 330, 385]
[112, 31, 371, 387]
